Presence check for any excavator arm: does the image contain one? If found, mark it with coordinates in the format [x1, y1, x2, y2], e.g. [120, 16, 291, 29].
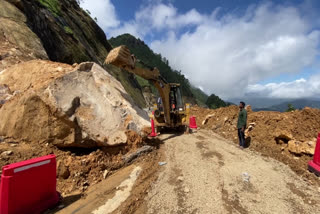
[105, 45, 172, 125]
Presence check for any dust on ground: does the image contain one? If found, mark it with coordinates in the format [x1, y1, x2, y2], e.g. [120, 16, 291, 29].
[0, 129, 154, 197]
[191, 105, 320, 186]
[142, 130, 320, 214]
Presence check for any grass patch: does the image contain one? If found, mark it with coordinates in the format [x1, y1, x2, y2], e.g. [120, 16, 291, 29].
[64, 26, 73, 35]
[38, 0, 61, 17]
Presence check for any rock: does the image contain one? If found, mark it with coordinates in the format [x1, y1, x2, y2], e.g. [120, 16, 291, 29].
[127, 121, 138, 132]
[245, 123, 256, 135]
[202, 114, 215, 125]
[1, 150, 13, 156]
[274, 130, 293, 144]
[288, 140, 316, 155]
[0, 61, 149, 148]
[19, 0, 112, 65]
[123, 145, 153, 163]
[245, 105, 252, 112]
[103, 170, 109, 179]
[158, 162, 167, 166]
[177, 176, 184, 182]
[57, 160, 70, 179]
[184, 187, 190, 193]
[108, 131, 128, 146]
[0, 0, 48, 71]
[0, 84, 13, 107]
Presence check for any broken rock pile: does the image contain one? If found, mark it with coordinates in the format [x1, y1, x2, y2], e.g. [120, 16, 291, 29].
[0, 60, 149, 148]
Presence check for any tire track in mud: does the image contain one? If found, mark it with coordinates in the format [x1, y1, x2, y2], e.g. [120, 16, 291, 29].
[195, 134, 248, 214]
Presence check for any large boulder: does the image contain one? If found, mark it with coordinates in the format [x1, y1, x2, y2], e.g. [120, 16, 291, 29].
[0, 60, 149, 148]
[288, 139, 316, 155]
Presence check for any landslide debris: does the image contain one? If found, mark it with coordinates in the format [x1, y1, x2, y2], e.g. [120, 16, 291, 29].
[0, 127, 151, 196]
[0, 59, 155, 196]
[0, 60, 149, 148]
[191, 105, 320, 184]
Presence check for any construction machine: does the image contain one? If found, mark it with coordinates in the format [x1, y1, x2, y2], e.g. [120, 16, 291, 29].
[105, 45, 190, 132]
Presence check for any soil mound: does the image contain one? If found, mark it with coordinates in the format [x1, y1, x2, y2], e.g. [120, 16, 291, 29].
[191, 105, 320, 184]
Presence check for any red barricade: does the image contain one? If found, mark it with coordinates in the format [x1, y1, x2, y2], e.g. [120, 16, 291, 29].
[308, 133, 320, 176]
[0, 154, 59, 214]
[189, 116, 198, 129]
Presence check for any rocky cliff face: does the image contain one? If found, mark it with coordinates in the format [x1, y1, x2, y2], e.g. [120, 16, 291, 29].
[6, 0, 112, 65]
[0, 0, 48, 70]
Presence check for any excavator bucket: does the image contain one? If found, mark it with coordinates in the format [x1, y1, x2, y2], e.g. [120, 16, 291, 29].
[105, 45, 135, 69]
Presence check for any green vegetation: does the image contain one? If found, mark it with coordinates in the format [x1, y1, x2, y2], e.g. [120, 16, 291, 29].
[190, 86, 208, 107]
[206, 94, 227, 109]
[109, 34, 208, 105]
[286, 103, 296, 112]
[38, 0, 61, 17]
[63, 26, 73, 35]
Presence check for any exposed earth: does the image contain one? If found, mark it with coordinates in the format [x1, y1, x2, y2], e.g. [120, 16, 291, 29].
[1, 1, 320, 213]
[51, 130, 320, 214]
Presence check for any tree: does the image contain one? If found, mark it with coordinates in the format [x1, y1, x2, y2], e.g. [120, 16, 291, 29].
[286, 103, 295, 112]
[205, 94, 227, 109]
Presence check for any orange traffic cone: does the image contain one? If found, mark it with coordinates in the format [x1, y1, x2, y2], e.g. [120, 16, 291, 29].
[189, 116, 198, 129]
[308, 132, 320, 176]
[149, 114, 157, 137]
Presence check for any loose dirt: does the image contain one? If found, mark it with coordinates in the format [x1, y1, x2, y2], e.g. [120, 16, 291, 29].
[142, 130, 320, 214]
[191, 105, 320, 186]
[0, 130, 150, 197]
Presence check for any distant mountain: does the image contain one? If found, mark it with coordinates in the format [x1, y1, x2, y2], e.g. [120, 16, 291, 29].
[253, 99, 320, 112]
[206, 94, 227, 109]
[228, 97, 290, 109]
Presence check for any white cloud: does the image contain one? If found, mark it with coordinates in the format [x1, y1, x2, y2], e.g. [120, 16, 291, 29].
[150, 3, 320, 98]
[246, 73, 320, 98]
[80, 0, 119, 31]
[81, 1, 320, 99]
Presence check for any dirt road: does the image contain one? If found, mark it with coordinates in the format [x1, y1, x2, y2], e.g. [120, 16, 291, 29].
[144, 130, 320, 214]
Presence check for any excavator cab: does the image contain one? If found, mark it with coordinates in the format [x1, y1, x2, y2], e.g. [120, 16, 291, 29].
[105, 45, 190, 132]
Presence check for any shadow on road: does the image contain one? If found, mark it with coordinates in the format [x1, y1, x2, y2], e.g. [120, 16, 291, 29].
[245, 136, 251, 148]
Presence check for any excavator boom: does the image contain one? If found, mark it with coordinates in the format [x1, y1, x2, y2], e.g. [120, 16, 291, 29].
[105, 45, 188, 128]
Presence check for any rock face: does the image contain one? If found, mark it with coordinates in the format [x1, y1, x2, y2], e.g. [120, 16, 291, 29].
[0, 0, 48, 71]
[10, 0, 113, 64]
[0, 60, 149, 148]
[0, 84, 12, 107]
[1, 0, 149, 110]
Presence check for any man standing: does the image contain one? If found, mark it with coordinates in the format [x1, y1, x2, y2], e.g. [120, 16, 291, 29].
[237, 101, 247, 149]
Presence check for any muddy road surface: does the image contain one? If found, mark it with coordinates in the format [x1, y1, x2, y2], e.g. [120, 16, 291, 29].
[142, 130, 320, 214]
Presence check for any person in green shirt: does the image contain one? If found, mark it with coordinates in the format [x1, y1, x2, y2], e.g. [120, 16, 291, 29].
[237, 101, 247, 149]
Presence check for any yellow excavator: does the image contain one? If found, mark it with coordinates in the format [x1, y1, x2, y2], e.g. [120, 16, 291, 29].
[105, 45, 190, 132]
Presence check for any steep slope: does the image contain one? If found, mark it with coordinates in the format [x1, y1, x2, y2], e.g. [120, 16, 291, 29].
[10, 0, 112, 64]
[0, 0, 48, 70]
[109, 34, 207, 104]
[1, 0, 147, 109]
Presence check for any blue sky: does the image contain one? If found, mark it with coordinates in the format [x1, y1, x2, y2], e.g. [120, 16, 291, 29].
[81, 0, 320, 99]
